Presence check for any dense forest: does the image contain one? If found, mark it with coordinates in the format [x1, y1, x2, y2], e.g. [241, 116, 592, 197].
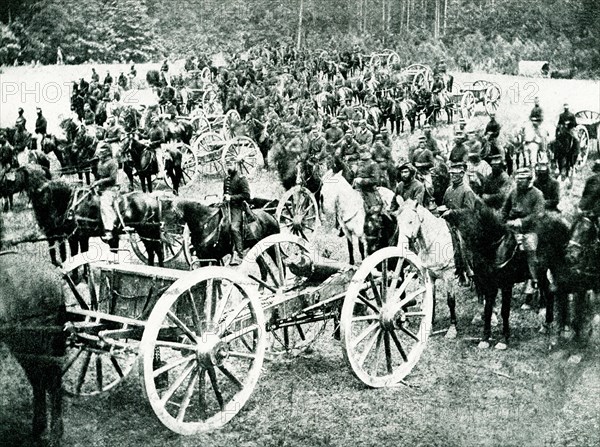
[1, 0, 599, 77]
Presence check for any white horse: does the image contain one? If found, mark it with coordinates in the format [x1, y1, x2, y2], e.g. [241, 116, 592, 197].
[321, 169, 394, 264]
[522, 121, 550, 168]
[395, 199, 459, 338]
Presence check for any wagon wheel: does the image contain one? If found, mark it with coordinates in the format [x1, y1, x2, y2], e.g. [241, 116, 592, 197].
[193, 131, 226, 176]
[61, 253, 138, 396]
[472, 80, 489, 88]
[239, 234, 326, 354]
[202, 88, 219, 114]
[575, 125, 590, 166]
[386, 51, 401, 69]
[163, 144, 199, 190]
[191, 112, 211, 135]
[129, 224, 185, 265]
[223, 109, 241, 139]
[369, 54, 382, 69]
[460, 91, 476, 120]
[484, 84, 501, 115]
[140, 267, 266, 434]
[341, 248, 434, 387]
[200, 67, 212, 83]
[221, 136, 263, 179]
[275, 186, 320, 240]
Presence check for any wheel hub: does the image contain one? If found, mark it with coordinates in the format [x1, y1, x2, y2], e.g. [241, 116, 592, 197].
[292, 215, 304, 230]
[196, 333, 229, 367]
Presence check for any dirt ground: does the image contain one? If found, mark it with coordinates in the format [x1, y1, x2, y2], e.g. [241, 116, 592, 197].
[0, 65, 599, 446]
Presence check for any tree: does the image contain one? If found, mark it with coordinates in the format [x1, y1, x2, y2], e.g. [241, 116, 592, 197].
[0, 23, 21, 65]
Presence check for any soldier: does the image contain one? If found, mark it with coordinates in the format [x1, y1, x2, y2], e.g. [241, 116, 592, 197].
[503, 168, 545, 290]
[147, 117, 166, 178]
[104, 116, 124, 161]
[91, 143, 119, 242]
[306, 125, 328, 162]
[34, 107, 48, 150]
[423, 124, 442, 158]
[13, 122, 32, 154]
[355, 119, 374, 148]
[449, 130, 468, 163]
[223, 157, 251, 266]
[466, 146, 491, 179]
[533, 162, 560, 212]
[371, 134, 393, 188]
[83, 103, 96, 126]
[380, 127, 393, 148]
[485, 113, 501, 141]
[529, 97, 543, 125]
[15, 107, 26, 130]
[354, 149, 384, 250]
[91, 68, 100, 83]
[481, 155, 512, 210]
[337, 130, 361, 173]
[557, 103, 577, 138]
[0, 132, 16, 172]
[104, 71, 113, 86]
[338, 98, 355, 122]
[442, 161, 478, 284]
[390, 161, 425, 210]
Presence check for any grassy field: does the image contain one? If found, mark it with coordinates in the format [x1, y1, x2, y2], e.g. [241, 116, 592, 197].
[1, 64, 599, 447]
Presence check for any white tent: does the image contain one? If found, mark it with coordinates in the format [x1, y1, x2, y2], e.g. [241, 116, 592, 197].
[518, 60, 550, 77]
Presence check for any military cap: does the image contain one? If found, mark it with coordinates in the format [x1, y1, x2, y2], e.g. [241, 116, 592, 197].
[489, 155, 505, 165]
[515, 167, 533, 179]
[449, 161, 466, 173]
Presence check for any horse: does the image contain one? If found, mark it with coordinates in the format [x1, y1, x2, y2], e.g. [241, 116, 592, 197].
[16, 165, 168, 267]
[122, 133, 157, 193]
[174, 199, 280, 265]
[445, 203, 570, 349]
[320, 169, 395, 265]
[395, 199, 459, 338]
[549, 124, 579, 184]
[0, 213, 67, 447]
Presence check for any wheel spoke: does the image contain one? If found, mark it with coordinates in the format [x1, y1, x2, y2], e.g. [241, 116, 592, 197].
[390, 331, 408, 362]
[228, 350, 257, 360]
[388, 258, 404, 297]
[368, 274, 383, 307]
[207, 366, 224, 410]
[356, 291, 380, 313]
[95, 356, 103, 391]
[400, 325, 421, 342]
[218, 365, 243, 389]
[358, 329, 382, 367]
[176, 367, 199, 422]
[153, 354, 195, 378]
[274, 244, 285, 285]
[85, 264, 98, 310]
[63, 274, 90, 311]
[383, 332, 393, 374]
[76, 351, 92, 394]
[213, 283, 234, 325]
[167, 310, 198, 343]
[222, 324, 259, 344]
[398, 287, 427, 309]
[381, 259, 388, 302]
[220, 298, 250, 334]
[110, 356, 125, 378]
[62, 348, 83, 375]
[160, 360, 196, 406]
[352, 322, 379, 349]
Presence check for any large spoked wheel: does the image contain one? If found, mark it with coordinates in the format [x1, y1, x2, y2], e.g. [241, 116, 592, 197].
[61, 253, 138, 396]
[193, 131, 226, 176]
[191, 112, 211, 135]
[222, 136, 262, 179]
[460, 91, 476, 120]
[341, 248, 434, 388]
[275, 186, 320, 240]
[575, 125, 590, 166]
[223, 110, 241, 139]
[163, 144, 199, 190]
[140, 267, 266, 434]
[239, 234, 326, 354]
[386, 51, 401, 68]
[484, 84, 501, 114]
[200, 67, 212, 83]
[129, 224, 185, 265]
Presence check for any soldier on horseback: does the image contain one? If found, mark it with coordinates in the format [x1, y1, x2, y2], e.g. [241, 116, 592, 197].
[529, 97, 543, 125]
[390, 161, 426, 209]
[223, 158, 251, 266]
[371, 134, 393, 188]
[34, 107, 48, 150]
[481, 155, 513, 210]
[449, 130, 468, 163]
[91, 143, 119, 242]
[423, 124, 442, 157]
[355, 119, 373, 149]
[533, 162, 560, 212]
[556, 103, 577, 139]
[354, 150, 384, 252]
[484, 113, 501, 157]
[503, 168, 546, 291]
[337, 130, 361, 173]
[442, 161, 478, 285]
[15, 107, 27, 130]
[579, 161, 600, 224]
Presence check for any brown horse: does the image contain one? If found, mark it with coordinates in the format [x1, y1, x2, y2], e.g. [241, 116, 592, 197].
[0, 213, 67, 447]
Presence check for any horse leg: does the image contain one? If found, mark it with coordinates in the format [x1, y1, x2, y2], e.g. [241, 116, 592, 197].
[572, 291, 590, 344]
[85, 171, 91, 185]
[48, 239, 60, 267]
[446, 287, 458, 339]
[347, 236, 355, 265]
[146, 175, 153, 194]
[499, 287, 512, 347]
[48, 366, 64, 445]
[25, 371, 47, 439]
[481, 289, 496, 346]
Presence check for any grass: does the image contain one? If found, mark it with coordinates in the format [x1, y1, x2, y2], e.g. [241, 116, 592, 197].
[1, 65, 600, 447]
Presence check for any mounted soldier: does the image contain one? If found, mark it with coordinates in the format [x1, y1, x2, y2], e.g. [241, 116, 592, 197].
[371, 134, 393, 188]
[579, 160, 600, 219]
[423, 124, 442, 158]
[353, 149, 384, 252]
[34, 107, 48, 150]
[91, 143, 119, 242]
[529, 97, 543, 126]
[223, 157, 251, 266]
[83, 103, 96, 126]
[556, 102, 577, 139]
[354, 119, 373, 149]
[104, 116, 124, 161]
[390, 161, 425, 210]
[337, 129, 361, 174]
[533, 162, 560, 212]
[441, 161, 478, 285]
[16, 107, 27, 130]
[483, 113, 501, 158]
[503, 168, 545, 292]
[449, 130, 468, 163]
[481, 155, 512, 210]
[380, 127, 392, 148]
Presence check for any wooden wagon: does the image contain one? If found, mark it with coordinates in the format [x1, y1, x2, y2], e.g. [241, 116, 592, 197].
[574, 110, 600, 164]
[60, 234, 434, 434]
[399, 64, 434, 92]
[447, 80, 501, 119]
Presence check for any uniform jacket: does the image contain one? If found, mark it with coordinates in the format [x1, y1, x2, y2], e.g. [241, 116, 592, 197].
[35, 115, 48, 135]
[558, 111, 577, 130]
[482, 171, 512, 210]
[355, 158, 380, 189]
[534, 175, 560, 211]
[224, 172, 251, 207]
[391, 177, 425, 210]
[580, 173, 600, 216]
[444, 181, 477, 211]
[502, 186, 545, 225]
[449, 142, 468, 163]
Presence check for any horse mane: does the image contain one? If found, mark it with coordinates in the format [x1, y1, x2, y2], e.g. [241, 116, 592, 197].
[448, 203, 506, 260]
[270, 144, 297, 190]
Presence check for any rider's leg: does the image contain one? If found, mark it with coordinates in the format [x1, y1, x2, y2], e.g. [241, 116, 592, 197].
[155, 144, 166, 179]
[100, 189, 117, 240]
[230, 207, 244, 265]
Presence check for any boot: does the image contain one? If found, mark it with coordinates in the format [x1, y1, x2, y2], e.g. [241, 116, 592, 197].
[230, 251, 243, 266]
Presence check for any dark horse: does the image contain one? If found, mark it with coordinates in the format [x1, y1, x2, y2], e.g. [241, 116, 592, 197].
[446, 203, 571, 349]
[175, 199, 279, 265]
[0, 214, 67, 446]
[122, 133, 158, 193]
[549, 124, 579, 180]
[17, 165, 167, 267]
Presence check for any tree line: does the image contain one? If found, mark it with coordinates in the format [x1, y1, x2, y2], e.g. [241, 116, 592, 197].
[0, 0, 598, 77]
